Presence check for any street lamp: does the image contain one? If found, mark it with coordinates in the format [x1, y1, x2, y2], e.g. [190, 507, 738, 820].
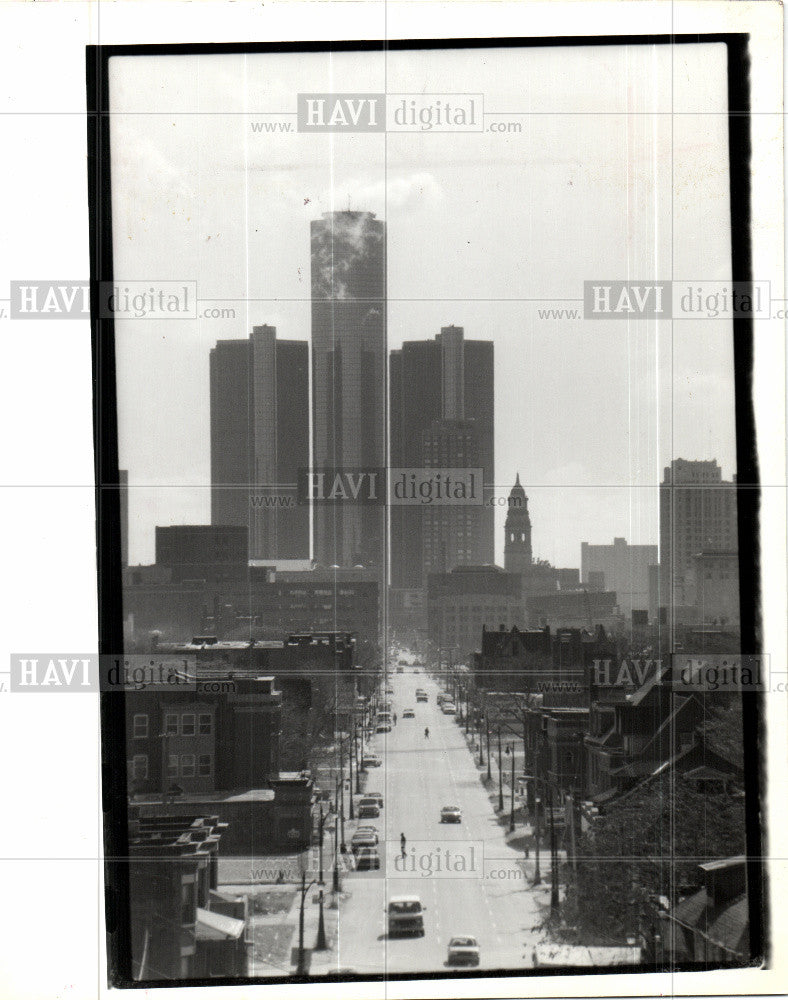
[315, 888, 328, 951]
[332, 792, 341, 893]
[548, 782, 559, 915]
[478, 710, 485, 767]
[347, 735, 355, 821]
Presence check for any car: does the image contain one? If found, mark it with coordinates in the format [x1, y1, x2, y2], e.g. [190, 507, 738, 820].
[440, 806, 462, 823]
[402, 708, 415, 719]
[416, 693, 428, 703]
[354, 846, 381, 871]
[442, 702, 457, 715]
[358, 802, 380, 818]
[355, 824, 378, 837]
[447, 936, 480, 966]
[387, 896, 425, 936]
[351, 831, 379, 850]
[362, 753, 382, 768]
[359, 795, 383, 812]
[396, 666, 404, 673]
[376, 723, 392, 733]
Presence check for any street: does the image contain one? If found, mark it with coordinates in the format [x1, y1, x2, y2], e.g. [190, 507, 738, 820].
[331, 668, 548, 975]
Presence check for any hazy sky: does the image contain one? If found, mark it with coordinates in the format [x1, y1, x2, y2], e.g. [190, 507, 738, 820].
[108, 43, 737, 568]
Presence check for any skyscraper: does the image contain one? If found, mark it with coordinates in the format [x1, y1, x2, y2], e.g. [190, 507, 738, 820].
[311, 211, 386, 570]
[390, 326, 494, 587]
[659, 458, 738, 614]
[209, 327, 309, 560]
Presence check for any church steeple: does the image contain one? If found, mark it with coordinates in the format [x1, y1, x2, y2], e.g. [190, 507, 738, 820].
[504, 473, 532, 574]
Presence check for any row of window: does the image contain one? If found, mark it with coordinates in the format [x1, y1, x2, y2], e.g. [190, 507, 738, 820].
[130, 753, 214, 780]
[132, 712, 213, 738]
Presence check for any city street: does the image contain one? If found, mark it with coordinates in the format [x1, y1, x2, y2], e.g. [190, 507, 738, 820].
[331, 668, 548, 975]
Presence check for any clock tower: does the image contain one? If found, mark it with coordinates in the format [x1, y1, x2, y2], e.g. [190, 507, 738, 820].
[504, 473, 532, 575]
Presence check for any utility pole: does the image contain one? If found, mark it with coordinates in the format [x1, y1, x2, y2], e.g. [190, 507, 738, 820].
[332, 786, 341, 893]
[497, 726, 504, 812]
[478, 710, 485, 767]
[318, 805, 325, 885]
[348, 733, 355, 821]
[509, 745, 516, 833]
[533, 780, 541, 885]
[486, 713, 492, 781]
[354, 723, 361, 793]
[315, 889, 327, 951]
[549, 783, 559, 915]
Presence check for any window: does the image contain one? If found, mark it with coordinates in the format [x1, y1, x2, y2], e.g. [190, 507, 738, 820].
[132, 713, 148, 739]
[167, 754, 179, 777]
[181, 713, 196, 736]
[165, 713, 178, 735]
[198, 754, 212, 776]
[181, 754, 196, 777]
[198, 713, 212, 735]
[131, 754, 148, 780]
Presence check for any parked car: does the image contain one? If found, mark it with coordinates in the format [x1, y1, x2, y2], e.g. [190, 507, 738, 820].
[358, 802, 380, 818]
[354, 846, 381, 871]
[359, 795, 383, 812]
[440, 805, 462, 823]
[442, 702, 457, 715]
[362, 753, 382, 768]
[355, 824, 378, 837]
[376, 723, 392, 733]
[403, 708, 415, 719]
[385, 687, 394, 694]
[387, 896, 425, 936]
[447, 936, 480, 966]
[396, 666, 404, 673]
[351, 831, 378, 850]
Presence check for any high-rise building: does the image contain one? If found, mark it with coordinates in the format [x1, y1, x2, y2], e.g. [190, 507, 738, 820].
[390, 326, 494, 587]
[659, 459, 738, 615]
[311, 211, 386, 571]
[209, 327, 308, 560]
[580, 537, 658, 615]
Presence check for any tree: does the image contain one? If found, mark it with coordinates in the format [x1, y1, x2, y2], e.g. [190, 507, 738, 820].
[563, 772, 747, 944]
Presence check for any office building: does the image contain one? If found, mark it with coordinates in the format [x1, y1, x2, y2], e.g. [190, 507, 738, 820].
[390, 326, 494, 587]
[580, 537, 658, 615]
[311, 211, 386, 571]
[659, 459, 738, 616]
[209, 327, 308, 560]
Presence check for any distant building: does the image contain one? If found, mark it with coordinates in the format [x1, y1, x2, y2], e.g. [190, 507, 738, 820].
[527, 589, 618, 630]
[693, 550, 740, 628]
[390, 326, 494, 587]
[581, 537, 658, 616]
[210, 327, 309, 560]
[659, 459, 738, 616]
[427, 565, 525, 660]
[155, 525, 248, 583]
[557, 568, 581, 590]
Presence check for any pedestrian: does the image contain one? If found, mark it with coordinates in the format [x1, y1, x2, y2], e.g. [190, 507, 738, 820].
[393, 712, 397, 725]
[400, 832, 406, 858]
[424, 726, 430, 739]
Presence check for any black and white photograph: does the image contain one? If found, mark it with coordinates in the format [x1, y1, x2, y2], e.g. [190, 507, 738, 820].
[0, 2, 786, 999]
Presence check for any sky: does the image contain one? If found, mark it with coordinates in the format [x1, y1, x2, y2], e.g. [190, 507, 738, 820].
[108, 43, 738, 568]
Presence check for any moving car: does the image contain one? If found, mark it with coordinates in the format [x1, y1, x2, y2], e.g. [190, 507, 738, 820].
[387, 896, 425, 936]
[357, 801, 380, 818]
[416, 693, 428, 703]
[362, 753, 382, 768]
[440, 805, 462, 823]
[447, 936, 480, 966]
[402, 708, 415, 719]
[354, 846, 381, 871]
